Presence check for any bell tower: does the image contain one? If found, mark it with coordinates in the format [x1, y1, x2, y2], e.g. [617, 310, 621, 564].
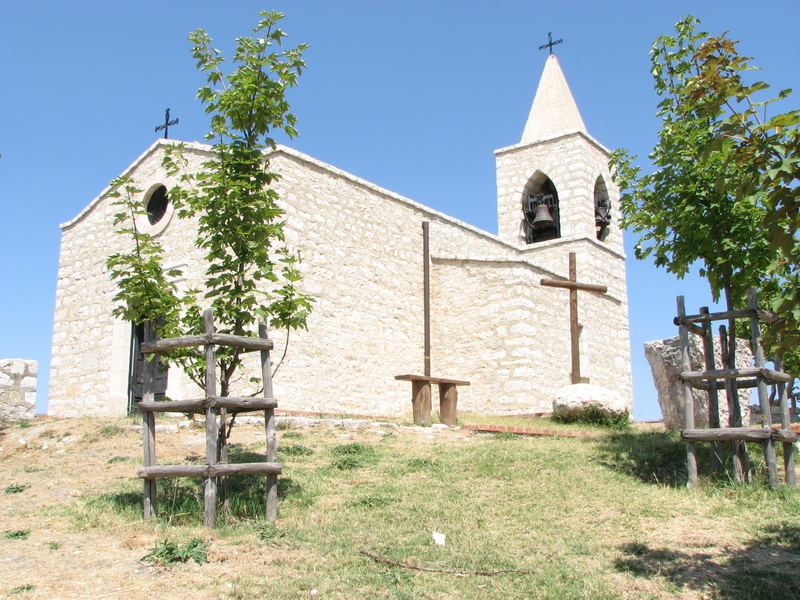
[494, 53, 623, 256]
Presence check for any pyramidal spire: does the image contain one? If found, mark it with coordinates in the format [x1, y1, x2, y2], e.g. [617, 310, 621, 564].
[520, 54, 587, 144]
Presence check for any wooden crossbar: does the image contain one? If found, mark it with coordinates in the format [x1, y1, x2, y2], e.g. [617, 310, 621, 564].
[395, 374, 470, 386]
[680, 367, 791, 384]
[674, 308, 781, 326]
[681, 428, 798, 443]
[138, 462, 282, 479]
[141, 332, 274, 353]
[139, 397, 277, 413]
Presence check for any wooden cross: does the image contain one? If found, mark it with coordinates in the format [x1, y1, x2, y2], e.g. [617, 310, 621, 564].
[155, 107, 179, 139]
[540, 252, 607, 384]
[538, 32, 564, 55]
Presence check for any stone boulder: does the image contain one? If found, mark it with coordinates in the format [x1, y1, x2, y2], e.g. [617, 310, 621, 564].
[0, 359, 37, 422]
[552, 383, 628, 419]
[644, 335, 751, 431]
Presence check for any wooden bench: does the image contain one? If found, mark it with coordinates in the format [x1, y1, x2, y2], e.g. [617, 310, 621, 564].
[395, 374, 470, 426]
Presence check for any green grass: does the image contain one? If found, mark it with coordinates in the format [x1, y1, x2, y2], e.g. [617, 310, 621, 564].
[66, 426, 800, 599]
[4, 530, 30, 540]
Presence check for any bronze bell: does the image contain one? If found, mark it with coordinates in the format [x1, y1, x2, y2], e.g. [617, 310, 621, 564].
[531, 203, 554, 229]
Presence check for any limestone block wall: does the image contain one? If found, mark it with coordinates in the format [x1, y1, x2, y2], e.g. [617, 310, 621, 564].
[430, 245, 632, 414]
[50, 140, 633, 419]
[495, 132, 623, 256]
[0, 359, 37, 421]
[49, 144, 212, 416]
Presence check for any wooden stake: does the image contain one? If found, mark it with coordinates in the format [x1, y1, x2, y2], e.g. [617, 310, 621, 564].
[260, 320, 278, 521]
[141, 320, 157, 519]
[775, 356, 796, 487]
[422, 221, 431, 377]
[677, 296, 698, 488]
[700, 307, 723, 473]
[719, 326, 750, 483]
[748, 290, 779, 488]
[203, 309, 219, 528]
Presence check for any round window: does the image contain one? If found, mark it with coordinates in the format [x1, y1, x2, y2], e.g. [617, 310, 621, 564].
[146, 185, 169, 225]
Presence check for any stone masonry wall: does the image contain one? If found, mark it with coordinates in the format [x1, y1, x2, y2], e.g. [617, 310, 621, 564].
[495, 132, 624, 257]
[50, 140, 633, 418]
[0, 359, 37, 421]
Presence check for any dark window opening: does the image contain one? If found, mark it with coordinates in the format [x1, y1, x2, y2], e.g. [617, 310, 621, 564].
[594, 177, 611, 241]
[146, 185, 169, 225]
[522, 174, 560, 244]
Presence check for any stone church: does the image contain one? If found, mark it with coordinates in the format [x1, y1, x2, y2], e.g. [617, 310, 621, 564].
[49, 54, 633, 418]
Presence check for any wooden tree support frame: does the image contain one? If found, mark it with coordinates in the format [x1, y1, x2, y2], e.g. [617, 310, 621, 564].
[675, 290, 796, 489]
[137, 309, 280, 527]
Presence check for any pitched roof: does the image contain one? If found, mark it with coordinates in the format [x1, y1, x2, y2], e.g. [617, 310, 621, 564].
[520, 54, 587, 144]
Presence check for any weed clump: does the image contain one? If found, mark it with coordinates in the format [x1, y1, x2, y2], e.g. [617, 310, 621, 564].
[553, 408, 630, 430]
[256, 523, 285, 542]
[99, 425, 123, 437]
[4, 530, 30, 540]
[350, 493, 397, 508]
[4, 483, 30, 495]
[333, 456, 362, 470]
[281, 444, 313, 456]
[332, 443, 375, 457]
[9, 584, 35, 595]
[142, 538, 209, 566]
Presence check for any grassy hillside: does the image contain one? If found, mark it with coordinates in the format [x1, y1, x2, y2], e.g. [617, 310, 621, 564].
[1, 416, 798, 599]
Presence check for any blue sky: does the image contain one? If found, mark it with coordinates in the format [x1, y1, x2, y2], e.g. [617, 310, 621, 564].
[1, 1, 798, 419]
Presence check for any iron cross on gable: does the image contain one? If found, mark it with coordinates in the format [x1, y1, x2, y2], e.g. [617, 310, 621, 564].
[540, 252, 608, 384]
[538, 32, 564, 55]
[155, 108, 179, 139]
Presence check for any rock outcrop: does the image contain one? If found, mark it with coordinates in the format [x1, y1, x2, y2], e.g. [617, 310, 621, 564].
[644, 335, 751, 430]
[0, 359, 37, 422]
[552, 383, 628, 419]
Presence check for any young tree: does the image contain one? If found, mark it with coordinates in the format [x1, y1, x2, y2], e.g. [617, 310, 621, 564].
[610, 16, 771, 375]
[689, 31, 800, 372]
[108, 11, 313, 397]
[610, 15, 798, 374]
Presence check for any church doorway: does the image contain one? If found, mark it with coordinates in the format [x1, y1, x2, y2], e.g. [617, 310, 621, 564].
[127, 322, 168, 413]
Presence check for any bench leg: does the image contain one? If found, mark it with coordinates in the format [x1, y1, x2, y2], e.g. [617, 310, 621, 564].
[439, 383, 458, 426]
[412, 381, 432, 426]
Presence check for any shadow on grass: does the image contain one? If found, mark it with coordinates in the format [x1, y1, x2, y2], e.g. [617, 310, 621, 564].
[595, 432, 779, 487]
[594, 431, 688, 486]
[615, 525, 800, 599]
[97, 473, 308, 523]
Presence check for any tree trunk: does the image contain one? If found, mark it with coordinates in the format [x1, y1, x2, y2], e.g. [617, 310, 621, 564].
[724, 285, 751, 482]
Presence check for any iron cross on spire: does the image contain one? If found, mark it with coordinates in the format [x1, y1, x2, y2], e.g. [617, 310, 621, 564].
[154, 108, 179, 139]
[538, 32, 564, 55]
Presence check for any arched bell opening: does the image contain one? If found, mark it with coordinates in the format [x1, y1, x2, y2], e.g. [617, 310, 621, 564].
[522, 171, 560, 244]
[593, 176, 611, 241]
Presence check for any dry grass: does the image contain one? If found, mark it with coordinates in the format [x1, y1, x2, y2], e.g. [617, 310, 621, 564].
[0, 415, 798, 599]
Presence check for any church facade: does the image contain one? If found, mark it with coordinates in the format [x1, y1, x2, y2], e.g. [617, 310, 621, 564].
[49, 55, 633, 418]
